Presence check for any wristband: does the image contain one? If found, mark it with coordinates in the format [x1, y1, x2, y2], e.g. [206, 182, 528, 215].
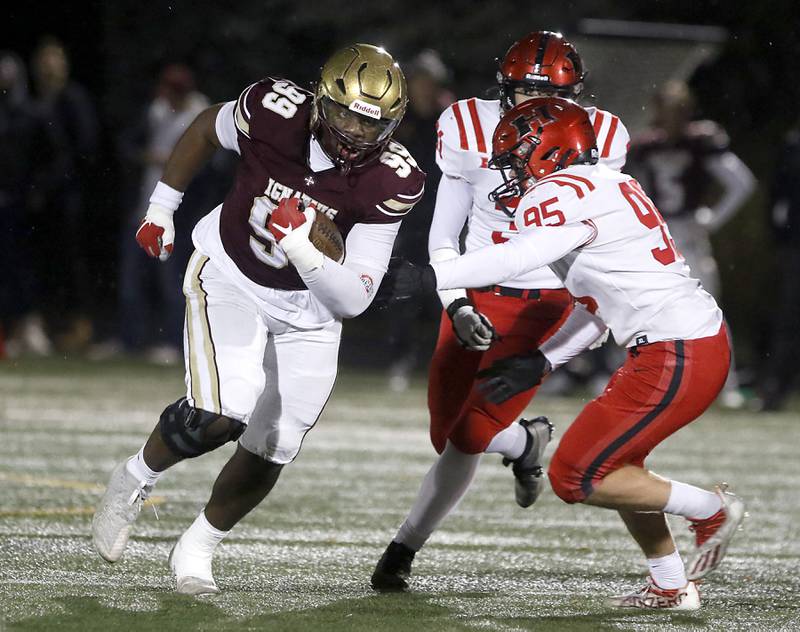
[149, 181, 184, 214]
[445, 297, 472, 321]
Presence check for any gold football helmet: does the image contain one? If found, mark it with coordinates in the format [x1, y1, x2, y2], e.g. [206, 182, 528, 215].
[312, 43, 407, 172]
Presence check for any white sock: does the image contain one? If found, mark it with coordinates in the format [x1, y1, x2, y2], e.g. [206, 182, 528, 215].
[647, 550, 688, 589]
[126, 446, 164, 487]
[395, 442, 481, 551]
[663, 480, 722, 520]
[181, 511, 230, 556]
[485, 422, 526, 460]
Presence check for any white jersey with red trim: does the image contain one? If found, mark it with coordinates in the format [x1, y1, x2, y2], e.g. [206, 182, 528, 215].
[432, 163, 723, 347]
[432, 97, 629, 289]
[520, 165, 722, 345]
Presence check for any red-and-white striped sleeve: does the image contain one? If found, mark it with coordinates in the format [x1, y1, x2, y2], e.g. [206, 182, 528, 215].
[601, 116, 619, 158]
[534, 172, 596, 199]
[451, 103, 469, 150]
[375, 184, 426, 217]
[592, 110, 604, 140]
[466, 98, 487, 154]
[590, 110, 621, 159]
[580, 219, 598, 246]
[234, 82, 258, 138]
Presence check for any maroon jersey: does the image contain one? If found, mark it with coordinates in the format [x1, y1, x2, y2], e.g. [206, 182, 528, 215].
[221, 77, 426, 290]
[626, 121, 729, 220]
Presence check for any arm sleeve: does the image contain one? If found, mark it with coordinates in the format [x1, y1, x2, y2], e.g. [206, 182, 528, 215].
[299, 221, 400, 319]
[702, 152, 756, 232]
[539, 303, 609, 369]
[429, 174, 473, 307]
[431, 222, 594, 290]
[214, 101, 241, 155]
[601, 117, 630, 171]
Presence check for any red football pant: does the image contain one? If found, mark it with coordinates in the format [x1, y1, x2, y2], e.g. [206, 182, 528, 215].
[427, 288, 572, 454]
[548, 325, 730, 504]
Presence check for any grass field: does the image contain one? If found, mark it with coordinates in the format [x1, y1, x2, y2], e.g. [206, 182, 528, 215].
[1, 358, 799, 631]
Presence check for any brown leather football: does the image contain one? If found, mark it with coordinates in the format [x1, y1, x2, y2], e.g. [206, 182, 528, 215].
[309, 210, 345, 263]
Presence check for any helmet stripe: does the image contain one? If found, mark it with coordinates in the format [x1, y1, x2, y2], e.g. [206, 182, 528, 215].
[451, 102, 469, 150]
[533, 32, 551, 70]
[466, 99, 487, 153]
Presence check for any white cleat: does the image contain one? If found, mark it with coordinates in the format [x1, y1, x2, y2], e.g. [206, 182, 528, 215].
[92, 462, 151, 562]
[609, 576, 701, 611]
[686, 485, 746, 581]
[169, 536, 219, 596]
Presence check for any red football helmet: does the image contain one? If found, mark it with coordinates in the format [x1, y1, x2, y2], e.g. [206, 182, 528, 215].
[497, 31, 585, 111]
[489, 97, 598, 212]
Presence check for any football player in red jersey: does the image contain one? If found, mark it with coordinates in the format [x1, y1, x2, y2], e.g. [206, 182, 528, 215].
[92, 44, 425, 595]
[381, 98, 745, 609]
[372, 31, 628, 591]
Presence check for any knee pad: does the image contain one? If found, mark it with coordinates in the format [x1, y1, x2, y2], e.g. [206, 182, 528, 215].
[447, 422, 491, 455]
[159, 397, 246, 459]
[547, 452, 584, 504]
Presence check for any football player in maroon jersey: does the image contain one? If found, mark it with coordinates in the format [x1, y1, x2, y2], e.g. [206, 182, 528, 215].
[626, 80, 755, 408]
[92, 44, 425, 595]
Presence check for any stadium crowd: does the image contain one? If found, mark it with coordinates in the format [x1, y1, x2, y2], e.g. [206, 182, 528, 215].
[0, 35, 797, 411]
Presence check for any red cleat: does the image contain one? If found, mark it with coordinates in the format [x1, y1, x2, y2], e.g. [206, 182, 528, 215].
[686, 485, 745, 580]
[608, 576, 700, 610]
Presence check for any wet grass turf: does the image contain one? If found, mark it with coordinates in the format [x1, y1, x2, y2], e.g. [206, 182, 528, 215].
[1, 357, 799, 630]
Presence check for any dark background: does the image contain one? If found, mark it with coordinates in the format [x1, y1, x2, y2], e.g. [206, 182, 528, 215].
[5, 0, 799, 371]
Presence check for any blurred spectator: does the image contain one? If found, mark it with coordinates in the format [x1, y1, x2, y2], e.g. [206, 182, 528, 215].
[626, 80, 756, 408]
[385, 49, 454, 391]
[0, 51, 56, 358]
[105, 64, 214, 363]
[30, 37, 100, 352]
[758, 125, 800, 410]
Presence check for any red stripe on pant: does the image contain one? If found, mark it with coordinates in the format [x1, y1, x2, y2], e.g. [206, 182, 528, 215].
[548, 325, 730, 503]
[427, 288, 572, 454]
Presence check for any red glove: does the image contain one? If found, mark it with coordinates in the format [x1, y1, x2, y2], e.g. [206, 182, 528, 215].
[268, 197, 308, 242]
[136, 204, 175, 261]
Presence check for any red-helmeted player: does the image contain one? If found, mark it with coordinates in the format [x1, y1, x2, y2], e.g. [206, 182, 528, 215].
[92, 44, 425, 595]
[372, 31, 629, 589]
[381, 98, 745, 609]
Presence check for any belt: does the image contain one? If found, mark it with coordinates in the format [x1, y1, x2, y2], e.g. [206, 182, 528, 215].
[474, 285, 541, 300]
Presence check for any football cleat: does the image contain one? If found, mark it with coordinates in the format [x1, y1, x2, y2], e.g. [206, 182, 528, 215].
[92, 461, 152, 562]
[686, 485, 745, 580]
[502, 417, 554, 508]
[609, 576, 700, 610]
[371, 541, 416, 592]
[169, 536, 219, 596]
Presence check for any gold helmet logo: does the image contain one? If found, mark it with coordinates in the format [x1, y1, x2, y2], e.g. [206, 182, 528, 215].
[312, 43, 408, 172]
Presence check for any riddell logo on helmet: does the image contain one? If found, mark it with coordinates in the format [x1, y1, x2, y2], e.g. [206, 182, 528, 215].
[525, 73, 549, 82]
[349, 99, 382, 120]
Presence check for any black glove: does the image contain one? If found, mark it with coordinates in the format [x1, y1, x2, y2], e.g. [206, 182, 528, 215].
[374, 257, 437, 307]
[476, 350, 551, 404]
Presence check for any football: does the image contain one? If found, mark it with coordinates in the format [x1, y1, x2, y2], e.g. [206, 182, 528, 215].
[309, 210, 345, 263]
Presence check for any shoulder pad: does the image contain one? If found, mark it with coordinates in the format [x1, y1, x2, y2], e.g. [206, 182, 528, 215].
[436, 98, 495, 177]
[590, 108, 630, 171]
[234, 77, 312, 142]
[366, 140, 426, 223]
[530, 171, 595, 203]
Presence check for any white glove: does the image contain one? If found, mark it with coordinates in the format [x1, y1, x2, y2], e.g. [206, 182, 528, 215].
[446, 298, 496, 351]
[135, 203, 176, 262]
[268, 199, 324, 273]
